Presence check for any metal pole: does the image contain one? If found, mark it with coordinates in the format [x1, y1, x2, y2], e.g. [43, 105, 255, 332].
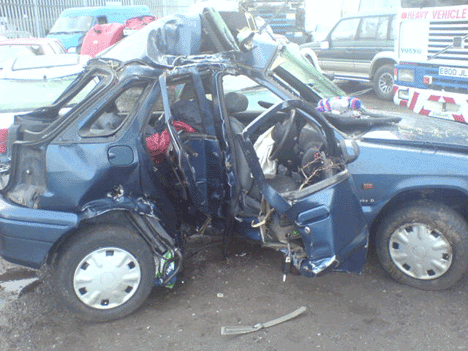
[33, 0, 42, 37]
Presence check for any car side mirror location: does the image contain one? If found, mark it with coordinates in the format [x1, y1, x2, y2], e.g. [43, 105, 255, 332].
[340, 139, 359, 164]
[320, 40, 329, 50]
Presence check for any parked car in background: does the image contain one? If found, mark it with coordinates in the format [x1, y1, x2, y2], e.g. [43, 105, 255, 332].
[0, 78, 76, 129]
[0, 31, 33, 39]
[0, 54, 90, 79]
[0, 37, 66, 70]
[0, 71, 95, 130]
[46, 6, 153, 53]
[301, 10, 397, 100]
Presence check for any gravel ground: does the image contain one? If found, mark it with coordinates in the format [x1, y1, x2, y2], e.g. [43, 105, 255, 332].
[1, 237, 468, 351]
[1, 88, 466, 351]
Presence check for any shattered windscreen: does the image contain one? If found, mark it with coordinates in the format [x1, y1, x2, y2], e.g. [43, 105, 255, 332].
[273, 44, 346, 101]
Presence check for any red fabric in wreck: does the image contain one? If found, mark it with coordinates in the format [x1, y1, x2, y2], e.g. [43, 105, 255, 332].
[0, 129, 7, 154]
[125, 16, 157, 30]
[146, 121, 195, 164]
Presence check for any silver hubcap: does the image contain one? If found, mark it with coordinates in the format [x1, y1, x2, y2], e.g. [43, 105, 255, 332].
[73, 247, 141, 309]
[378, 72, 393, 94]
[389, 223, 452, 280]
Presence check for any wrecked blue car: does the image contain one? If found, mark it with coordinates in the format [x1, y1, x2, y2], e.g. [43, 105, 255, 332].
[0, 10, 467, 322]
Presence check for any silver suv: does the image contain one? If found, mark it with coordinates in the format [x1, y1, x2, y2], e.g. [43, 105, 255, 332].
[301, 10, 396, 100]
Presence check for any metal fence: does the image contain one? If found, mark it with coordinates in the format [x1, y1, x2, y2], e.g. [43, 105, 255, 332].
[0, 0, 192, 37]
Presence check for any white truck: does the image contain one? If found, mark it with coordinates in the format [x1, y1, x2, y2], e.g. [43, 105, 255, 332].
[394, 1, 468, 122]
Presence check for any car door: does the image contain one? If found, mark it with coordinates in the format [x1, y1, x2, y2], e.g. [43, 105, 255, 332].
[353, 15, 392, 76]
[236, 99, 369, 275]
[161, 72, 226, 217]
[317, 17, 360, 74]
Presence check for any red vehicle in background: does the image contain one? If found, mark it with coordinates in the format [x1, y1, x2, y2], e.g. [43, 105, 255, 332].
[81, 15, 156, 57]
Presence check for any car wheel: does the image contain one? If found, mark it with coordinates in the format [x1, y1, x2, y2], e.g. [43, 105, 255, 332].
[376, 201, 468, 290]
[53, 224, 155, 322]
[373, 64, 394, 101]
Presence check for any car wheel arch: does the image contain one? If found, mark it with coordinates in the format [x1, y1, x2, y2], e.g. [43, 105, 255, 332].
[370, 58, 396, 80]
[369, 186, 468, 241]
[45, 210, 151, 266]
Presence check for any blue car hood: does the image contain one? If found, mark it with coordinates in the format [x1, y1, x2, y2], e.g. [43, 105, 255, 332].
[362, 111, 468, 149]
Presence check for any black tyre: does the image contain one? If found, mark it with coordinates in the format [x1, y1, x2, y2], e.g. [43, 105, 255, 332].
[376, 201, 468, 290]
[373, 64, 394, 101]
[53, 225, 155, 322]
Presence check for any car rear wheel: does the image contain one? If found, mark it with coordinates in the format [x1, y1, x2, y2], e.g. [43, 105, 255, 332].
[376, 201, 468, 290]
[53, 224, 155, 322]
[373, 64, 394, 101]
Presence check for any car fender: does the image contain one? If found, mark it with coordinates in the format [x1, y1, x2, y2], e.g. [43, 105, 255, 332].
[362, 175, 468, 226]
[79, 194, 173, 224]
[370, 51, 396, 78]
[42, 196, 177, 269]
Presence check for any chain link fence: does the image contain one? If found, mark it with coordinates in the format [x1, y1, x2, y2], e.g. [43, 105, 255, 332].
[0, 0, 192, 37]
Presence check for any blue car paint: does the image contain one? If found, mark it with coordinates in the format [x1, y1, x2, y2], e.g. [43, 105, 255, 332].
[236, 98, 368, 273]
[6, 11, 468, 287]
[43, 143, 139, 209]
[8, 8, 468, 323]
[0, 41, 369, 277]
[182, 137, 226, 216]
[346, 113, 468, 226]
[159, 70, 226, 217]
[0, 63, 180, 269]
[0, 196, 78, 268]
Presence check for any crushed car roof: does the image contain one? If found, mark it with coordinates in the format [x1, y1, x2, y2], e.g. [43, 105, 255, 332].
[99, 9, 273, 69]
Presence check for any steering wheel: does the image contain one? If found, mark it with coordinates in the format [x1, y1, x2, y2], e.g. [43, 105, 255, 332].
[269, 108, 297, 161]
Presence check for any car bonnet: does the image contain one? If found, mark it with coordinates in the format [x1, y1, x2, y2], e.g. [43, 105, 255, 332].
[362, 111, 468, 148]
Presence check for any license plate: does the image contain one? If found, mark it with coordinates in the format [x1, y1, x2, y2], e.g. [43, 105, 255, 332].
[439, 66, 468, 78]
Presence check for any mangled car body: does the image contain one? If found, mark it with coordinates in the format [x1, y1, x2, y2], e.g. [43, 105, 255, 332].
[0, 9, 468, 322]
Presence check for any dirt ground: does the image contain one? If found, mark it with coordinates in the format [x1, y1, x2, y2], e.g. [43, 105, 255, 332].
[1, 88, 467, 351]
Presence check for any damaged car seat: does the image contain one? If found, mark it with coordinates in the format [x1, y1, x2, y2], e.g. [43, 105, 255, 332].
[225, 92, 253, 194]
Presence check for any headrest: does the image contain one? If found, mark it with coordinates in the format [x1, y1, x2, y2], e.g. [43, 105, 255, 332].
[225, 92, 248, 114]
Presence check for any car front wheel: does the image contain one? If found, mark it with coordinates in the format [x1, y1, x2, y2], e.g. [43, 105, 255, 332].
[376, 201, 468, 290]
[373, 64, 394, 101]
[53, 224, 155, 322]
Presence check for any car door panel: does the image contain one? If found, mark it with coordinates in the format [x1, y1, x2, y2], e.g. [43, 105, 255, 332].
[178, 134, 225, 215]
[237, 99, 368, 274]
[354, 16, 391, 76]
[161, 74, 225, 217]
[318, 17, 360, 74]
